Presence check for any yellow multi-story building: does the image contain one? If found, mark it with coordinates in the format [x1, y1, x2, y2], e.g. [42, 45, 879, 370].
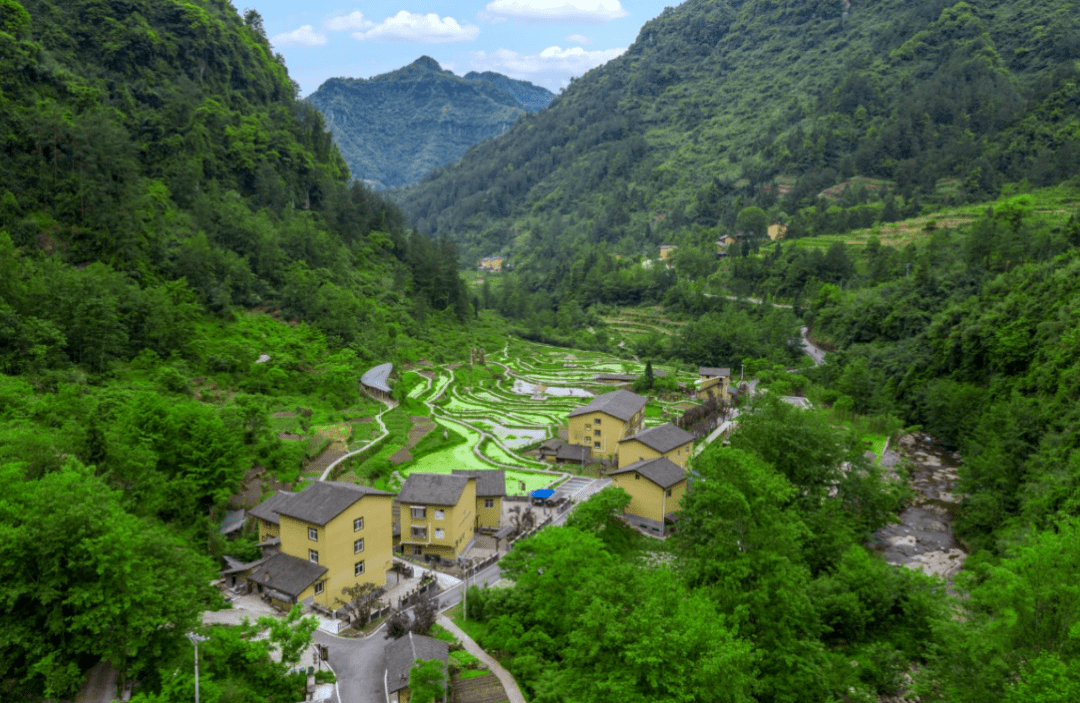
[617, 422, 695, 470]
[697, 366, 732, 401]
[240, 482, 393, 611]
[451, 469, 505, 530]
[397, 473, 477, 563]
[567, 390, 647, 461]
[609, 456, 688, 536]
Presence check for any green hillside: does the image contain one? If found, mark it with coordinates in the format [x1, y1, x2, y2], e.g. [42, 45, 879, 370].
[399, 0, 1080, 266]
[307, 57, 555, 190]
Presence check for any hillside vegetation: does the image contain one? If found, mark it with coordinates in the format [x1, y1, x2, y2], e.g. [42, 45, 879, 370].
[399, 0, 1080, 266]
[307, 57, 555, 190]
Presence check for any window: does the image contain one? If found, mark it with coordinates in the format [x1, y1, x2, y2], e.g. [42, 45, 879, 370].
[410, 506, 427, 519]
[309, 549, 319, 564]
[263, 520, 274, 530]
[308, 527, 318, 541]
[484, 498, 494, 509]
[353, 517, 364, 531]
[354, 561, 365, 576]
[584, 424, 591, 430]
[314, 581, 324, 595]
[411, 526, 428, 539]
[435, 528, 445, 539]
[595, 418, 601, 424]
[434, 509, 445, 520]
[666, 489, 672, 497]
[594, 441, 600, 448]
[594, 429, 601, 437]
[354, 538, 364, 553]
[634, 473, 640, 480]
[412, 546, 423, 556]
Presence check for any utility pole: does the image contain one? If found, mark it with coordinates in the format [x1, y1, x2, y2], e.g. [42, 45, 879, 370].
[186, 632, 209, 703]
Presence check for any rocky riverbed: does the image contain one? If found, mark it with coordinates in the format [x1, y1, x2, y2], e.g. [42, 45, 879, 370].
[872, 433, 967, 583]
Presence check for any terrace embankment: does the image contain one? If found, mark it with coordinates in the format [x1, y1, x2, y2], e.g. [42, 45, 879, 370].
[871, 433, 967, 585]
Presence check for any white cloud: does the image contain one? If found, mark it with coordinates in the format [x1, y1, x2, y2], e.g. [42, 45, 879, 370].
[470, 45, 626, 90]
[566, 33, 591, 45]
[484, 0, 628, 23]
[352, 11, 480, 43]
[271, 25, 328, 47]
[326, 11, 371, 32]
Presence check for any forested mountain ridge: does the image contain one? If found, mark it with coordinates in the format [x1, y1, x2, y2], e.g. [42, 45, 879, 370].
[307, 57, 556, 190]
[0, 1, 481, 697]
[398, 0, 1080, 265]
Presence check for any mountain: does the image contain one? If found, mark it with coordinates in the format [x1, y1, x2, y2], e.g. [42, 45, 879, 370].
[307, 57, 556, 190]
[397, 0, 1080, 265]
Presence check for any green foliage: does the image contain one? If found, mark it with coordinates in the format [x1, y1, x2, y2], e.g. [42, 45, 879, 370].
[0, 460, 215, 698]
[257, 604, 319, 667]
[408, 657, 448, 703]
[563, 486, 639, 557]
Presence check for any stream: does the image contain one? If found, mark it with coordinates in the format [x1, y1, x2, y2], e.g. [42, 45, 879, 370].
[871, 433, 967, 583]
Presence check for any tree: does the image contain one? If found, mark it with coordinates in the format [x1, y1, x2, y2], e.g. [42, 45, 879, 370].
[408, 658, 447, 703]
[385, 607, 410, 640]
[411, 593, 439, 636]
[736, 206, 769, 239]
[257, 604, 319, 667]
[0, 461, 215, 698]
[564, 486, 639, 556]
[337, 582, 379, 626]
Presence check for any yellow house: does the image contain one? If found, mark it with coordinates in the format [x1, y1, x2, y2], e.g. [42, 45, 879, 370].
[767, 223, 788, 241]
[452, 469, 505, 530]
[609, 457, 688, 536]
[659, 245, 678, 260]
[617, 422, 695, 470]
[397, 473, 477, 562]
[567, 390, 648, 460]
[385, 633, 449, 703]
[241, 482, 394, 611]
[479, 256, 504, 272]
[697, 366, 732, 401]
[249, 490, 294, 554]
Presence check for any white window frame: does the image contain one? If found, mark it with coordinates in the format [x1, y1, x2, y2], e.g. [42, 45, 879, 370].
[354, 560, 365, 576]
[353, 517, 364, 531]
[484, 498, 494, 509]
[434, 509, 445, 520]
[410, 506, 427, 519]
[411, 526, 428, 539]
[435, 528, 445, 539]
[314, 581, 324, 595]
[354, 538, 364, 554]
[309, 549, 319, 564]
[308, 527, 318, 541]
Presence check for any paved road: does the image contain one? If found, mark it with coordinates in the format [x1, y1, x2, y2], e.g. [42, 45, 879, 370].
[314, 628, 388, 703]
[800, 326, 827, 365]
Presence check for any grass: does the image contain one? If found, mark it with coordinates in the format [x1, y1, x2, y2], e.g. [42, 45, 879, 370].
[861, 434, 888, 464]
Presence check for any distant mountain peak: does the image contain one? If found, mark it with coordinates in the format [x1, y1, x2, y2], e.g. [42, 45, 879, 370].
[410, 55, 443, 71]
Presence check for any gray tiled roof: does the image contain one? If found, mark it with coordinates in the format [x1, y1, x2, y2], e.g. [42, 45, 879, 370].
[594, 373, 636, 382]
[618, 423, 694, 453]
[610, 456, 686, 489]
[385, 633, 449, 694]
[361, 363, 393, 393]
[452, 469, 506, 497]
[397, 473, 473, 506]
[556, 443, 590, 462]
[699, 367, 731, 378]
[538, 438, 564, 452]
[275, 482, 392, 526]
[567, 390, 647, 421]
[244, 552, 327, 598]
[248, 491, 296, 525]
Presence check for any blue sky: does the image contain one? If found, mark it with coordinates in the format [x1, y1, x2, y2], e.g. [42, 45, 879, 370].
[244, 0, 676, 96]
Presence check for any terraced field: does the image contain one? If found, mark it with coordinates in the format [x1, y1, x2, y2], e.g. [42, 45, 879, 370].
[336, 338, 701, 496]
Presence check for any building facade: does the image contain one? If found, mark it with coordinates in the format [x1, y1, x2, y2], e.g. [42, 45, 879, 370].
[617, 423, 695, 469]
[397, 473, 477, 562]
[609, 456, 687, 536]
[567, 390, 647, 461]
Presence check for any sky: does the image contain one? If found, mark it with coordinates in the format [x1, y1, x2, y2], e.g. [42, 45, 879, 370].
[244, 0, 677, 97]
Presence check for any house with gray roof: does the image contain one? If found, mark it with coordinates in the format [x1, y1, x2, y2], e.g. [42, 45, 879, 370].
[385, 632, 449, 702]
[697, 366, 733, 400]
[396, 473, 478, 562]
[361, 362, 393, 401]
[567, 390, 648, 461]
[609, 456, 688, 536]
[452, 469, 506, 529]
[617, 423, 695, 469]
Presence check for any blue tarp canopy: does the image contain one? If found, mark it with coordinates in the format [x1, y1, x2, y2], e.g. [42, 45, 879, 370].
[531, 489, 555, 500]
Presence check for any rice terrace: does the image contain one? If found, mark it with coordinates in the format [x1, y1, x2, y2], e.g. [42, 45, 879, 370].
[317, 338, 700, 496]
